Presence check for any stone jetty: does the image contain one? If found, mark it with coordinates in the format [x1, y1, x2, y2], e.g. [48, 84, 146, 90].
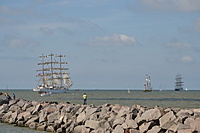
[0, 99, 200, 133]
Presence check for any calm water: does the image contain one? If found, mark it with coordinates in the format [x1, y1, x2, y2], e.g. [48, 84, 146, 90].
[0, 89, 200, 133]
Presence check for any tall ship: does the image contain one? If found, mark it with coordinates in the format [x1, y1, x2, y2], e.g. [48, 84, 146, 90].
[174, 74, 184, 91]
[33, 53, 73, 94]
[143, 74, 152, 92]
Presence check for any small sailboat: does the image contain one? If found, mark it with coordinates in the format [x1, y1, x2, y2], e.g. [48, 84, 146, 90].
[128, 88, 130, 93]
[143, 74, 152, 92]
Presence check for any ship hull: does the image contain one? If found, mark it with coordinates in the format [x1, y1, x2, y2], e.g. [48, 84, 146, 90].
[175, 89, 183, 91]
[33, 87, 69, 94]
[143, 89, 152, 92]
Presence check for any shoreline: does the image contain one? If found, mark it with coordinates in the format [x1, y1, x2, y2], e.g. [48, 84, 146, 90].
[0, 99, 200, 133]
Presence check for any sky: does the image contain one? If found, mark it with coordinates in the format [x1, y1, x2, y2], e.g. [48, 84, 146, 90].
[0, 0, 200, 90]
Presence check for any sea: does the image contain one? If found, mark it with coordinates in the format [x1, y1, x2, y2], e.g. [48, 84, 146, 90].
[0, 89, 200, 133]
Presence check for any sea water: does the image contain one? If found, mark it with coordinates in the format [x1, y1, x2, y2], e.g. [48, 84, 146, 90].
[0, 89, 199, 133]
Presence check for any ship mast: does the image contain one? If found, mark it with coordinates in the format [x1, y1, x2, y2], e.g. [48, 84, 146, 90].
[175, 74, 184, 90]
[49, 53, 54, 86]
[37, 54, 48, 86]
[36, 53, 72, 88]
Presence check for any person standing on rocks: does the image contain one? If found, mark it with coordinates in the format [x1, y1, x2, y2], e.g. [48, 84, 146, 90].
[12, 93, 16, 100]
[83, 93, 87, 105]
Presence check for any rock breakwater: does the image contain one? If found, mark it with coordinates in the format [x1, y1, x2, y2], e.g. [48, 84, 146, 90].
[0, 99, 200, 133]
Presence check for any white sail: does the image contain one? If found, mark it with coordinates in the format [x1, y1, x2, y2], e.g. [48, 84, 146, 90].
[44, 76, 51, 85]
[63, 73, 72, 85]
[53, 74, 61, 85]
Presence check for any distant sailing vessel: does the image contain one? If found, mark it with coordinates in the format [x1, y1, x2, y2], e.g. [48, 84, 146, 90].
[33, 53, 73, 94]
[174, 74, 184, 91]
[143, 74, 152, 92]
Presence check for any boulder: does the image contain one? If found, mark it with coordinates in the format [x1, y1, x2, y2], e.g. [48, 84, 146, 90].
[85, 120, 100, 130]
[91, 128, 106, 133]
[47, 111, 60, 123]
[112, 117, 125, 128]
[9, 105, 21, 112]
[29, 122, 37, 129]
[46, 105, 57, 114]
[99, 120, 111, 130]
[176, 109, 193, 117]
[85, 107, 97, 118]
[129, 129, 140, 133]
[77, 111, 86, 123]
[16, 99, 26, 108]
[116, 106, 130, 118]
[159, 111, 176, 129]
[139, 122, 153, 133]
[111, 104, 122, 114]
[140, 108, 164, 122]
[177, 129, 193, 133]
[71, 104, 81, 115]
[25, 116, 39, 126]
[190, 117, 200, 132]
[31, 101, 39, 106]
[0, 100, 9, 106]
[17, 120, 24, 127]
[39, 110, 47, 123]
[146, 126, 161, 133]
[2, 111, 12, 122]
[9, 111, 18, 124]
[32, 104, 42, 115]
[0, 104, 9, 114]
[22, 111, 32, 121]
[46, 125, 55, 132]
[37, 124, 47, 131]
[22, 102, 32, 111]
[125, 118, 138, 129]
[8, 100, 18, 107]
[113, 125, 124, 133]
[63, 113, 73, 123]
[74, 125, 90, 133]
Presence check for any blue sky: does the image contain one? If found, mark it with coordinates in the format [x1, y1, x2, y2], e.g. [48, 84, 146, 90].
[0, 0, 200, 90]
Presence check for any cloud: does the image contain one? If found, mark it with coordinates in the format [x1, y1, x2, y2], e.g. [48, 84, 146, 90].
[180, 55, 194, 63]
[3, 35, 40, 48]
[165, 41, 192, 50]
[138, 0, 200, 12]
[83, 33, 138, 47]
[39, 27, 54, 35]
[166, 55, 194, 64]
[39, 26, 74, 36]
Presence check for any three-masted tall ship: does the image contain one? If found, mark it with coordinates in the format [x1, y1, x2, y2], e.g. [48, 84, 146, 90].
[33, 53, 73, 94]
[143, 74, 153, 92]
[175, 74, 184, 91]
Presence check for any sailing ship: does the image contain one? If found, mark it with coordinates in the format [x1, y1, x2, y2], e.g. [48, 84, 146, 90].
[174, 74, 184, 91]
[143, 74, 152, 92]
[33, 53, 73, 94]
